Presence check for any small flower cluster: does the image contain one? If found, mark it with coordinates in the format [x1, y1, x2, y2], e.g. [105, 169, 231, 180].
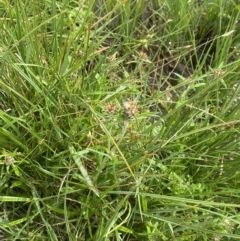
[213, 68, 225, 77]
[138, 51, 149, 61]
[103, 99, 140, 118]
[4, 156, 15, 165]
[123, 99, 139, 118]
[104, 103, 119, 114]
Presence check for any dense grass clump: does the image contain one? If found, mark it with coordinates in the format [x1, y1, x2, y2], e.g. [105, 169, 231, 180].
[1, 0, 240, 240]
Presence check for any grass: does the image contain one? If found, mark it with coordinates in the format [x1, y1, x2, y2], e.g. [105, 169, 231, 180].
[0, 0, 240, 240]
